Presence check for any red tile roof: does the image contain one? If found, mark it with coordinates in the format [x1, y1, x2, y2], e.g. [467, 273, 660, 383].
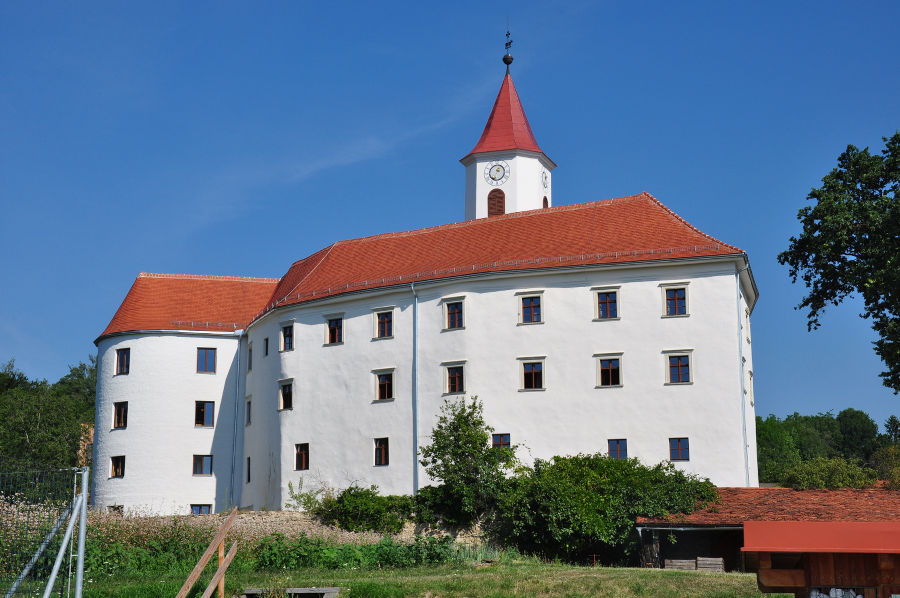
[636, 487, 900, 527]
[97, 273, 279, 341]
[261, 192, 743, 318]
[463, 72, 543, 159]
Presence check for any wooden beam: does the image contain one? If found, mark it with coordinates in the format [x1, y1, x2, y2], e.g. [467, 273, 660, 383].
[758, 568, 806, 588]
[176, 507, 238, 598]
[200, 543, 238, 598]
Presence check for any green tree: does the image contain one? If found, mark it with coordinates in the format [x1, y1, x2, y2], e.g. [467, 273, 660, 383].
[0, 383, 83, 466]
[781, 456, 876, 489]
[885, 415, 900, 444]
[783, 412, 842, 460]
[51, 355, 97, 422]
[418, 396, 516, 526]
[836, 407, 879, 461]
[756, 414, 801, 482]
[870, 445, 900, 480]
[778, 132, 900, 392]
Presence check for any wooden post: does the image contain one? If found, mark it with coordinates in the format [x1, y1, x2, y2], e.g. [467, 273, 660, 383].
[218, 541, 225, 598]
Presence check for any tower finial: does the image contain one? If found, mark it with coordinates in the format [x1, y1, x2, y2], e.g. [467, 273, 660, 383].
[503, 25, 513, 73]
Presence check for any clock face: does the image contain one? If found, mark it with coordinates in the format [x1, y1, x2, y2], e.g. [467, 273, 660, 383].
[484, 161, 510, 186]
[540, 169, 549, 189]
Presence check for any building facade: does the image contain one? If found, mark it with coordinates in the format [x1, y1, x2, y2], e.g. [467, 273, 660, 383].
[93, 59, 759, 515]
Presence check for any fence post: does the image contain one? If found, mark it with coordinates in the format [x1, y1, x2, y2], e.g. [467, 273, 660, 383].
[218, 540, 225, 598]
[74, 467, 88, 598]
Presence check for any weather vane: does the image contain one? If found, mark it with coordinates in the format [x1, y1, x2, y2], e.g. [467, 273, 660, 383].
[503, 22, 514, 72]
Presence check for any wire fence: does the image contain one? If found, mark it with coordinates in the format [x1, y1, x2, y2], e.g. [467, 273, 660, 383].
[0, 458, 83, 596]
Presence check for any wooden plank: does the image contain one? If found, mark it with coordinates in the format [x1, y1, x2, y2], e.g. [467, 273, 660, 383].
[218, 540, 225, 598]
[664, 559, 696, 570]
[176, 507, 239, 598]
[697, 557, 724, 571]
[758, 568, 805, 588]
[200, 542, 238, 598]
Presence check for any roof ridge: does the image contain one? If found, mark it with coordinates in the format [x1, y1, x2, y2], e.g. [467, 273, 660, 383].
[137, 272, 280, 283]
[277, 244, 337, 303]
[640, 193, 743, 254]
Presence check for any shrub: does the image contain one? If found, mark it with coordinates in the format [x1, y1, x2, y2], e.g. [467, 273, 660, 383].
[314, 485, 414, 534]
[491, 453, 716, 562]
[781, 456, 877, 489]
[253, 533, 456, 569]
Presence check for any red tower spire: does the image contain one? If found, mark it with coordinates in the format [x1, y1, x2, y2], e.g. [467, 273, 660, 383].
[463, 72, 543, 159]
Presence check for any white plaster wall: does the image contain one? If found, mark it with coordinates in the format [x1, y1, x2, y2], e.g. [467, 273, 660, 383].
[464, 151, 553, 219]
[93, 332, 241, 515]
[244, 256, 757, 510]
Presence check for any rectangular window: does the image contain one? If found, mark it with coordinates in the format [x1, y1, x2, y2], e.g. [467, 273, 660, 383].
[597, 291, 618, 319]
[295, 443, 309, 471]
[115, 348, 130, 375]
[264, 337, 269, 356]
[447, 366, 464, 394]
[668, 355, 691, 383]
[195, 401, 215, 427]
[197, 348, 216, 373]
[191, 504, 212, 515]
[113, 401, 128, 429]
[608, 439, 627, 459]
[599, 358, 621, 387]
[247, 344, 253, 372]
[521, 296, 542, 323]
[447, 301, 463, 329]
[492, 433, 511, 449]
[661, 284, 690, 317]
[374, 438, 389, 466]
[281, 325, 294, 351]
[376, 311, 393, 338]
[280, 382, 293, 410]
[246, 457, 251, 483]
[110, 456, 125, 478]
[327, 318, 343, 344]
[377, 372, 393, 400]
[670, 437, 690, 461]
[522, 361, 543, 390]
[192, 454, 213, 475]
[245, 399, 252, 426]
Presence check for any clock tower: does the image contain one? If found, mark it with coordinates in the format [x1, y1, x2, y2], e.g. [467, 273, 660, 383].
[460, 47, 556, 220]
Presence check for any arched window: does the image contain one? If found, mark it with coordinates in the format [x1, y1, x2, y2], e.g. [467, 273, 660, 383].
[542, 196, 549, 208]
[487, 189, 505, 217]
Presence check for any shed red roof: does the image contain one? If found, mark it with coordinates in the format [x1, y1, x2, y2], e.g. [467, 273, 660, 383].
[261, 192, 743, 318]
[464, 73, 543, 158]
[97, 273, 279, 341]
[743, 521, 900, 554]
[636, 487, 900, 527]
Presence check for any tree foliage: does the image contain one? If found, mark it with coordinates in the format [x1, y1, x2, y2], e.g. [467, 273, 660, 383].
[755, 415, 801, 482]
[492, 454, 716, 562]
[417, 396, 516, 526]
[778, 132, 900, 392]
[781, 457, 876, 489]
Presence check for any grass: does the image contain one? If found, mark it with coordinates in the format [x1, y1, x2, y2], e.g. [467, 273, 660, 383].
[83, 560, 791, 598]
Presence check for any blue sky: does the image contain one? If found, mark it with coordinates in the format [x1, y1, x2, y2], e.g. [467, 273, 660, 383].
[1, 2, 898, 429]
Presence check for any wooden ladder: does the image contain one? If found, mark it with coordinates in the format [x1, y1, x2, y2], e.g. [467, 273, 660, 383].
[176, 507, 239, 598]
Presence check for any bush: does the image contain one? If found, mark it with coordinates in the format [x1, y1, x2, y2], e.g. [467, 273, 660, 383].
[781, 457, 877, 489]
[491, 453, 716, 562]
[253, 533, 456, 570]
[314, 485, 414, 534]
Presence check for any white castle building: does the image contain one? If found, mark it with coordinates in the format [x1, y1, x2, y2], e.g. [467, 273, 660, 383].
[92, 55, 759, 515]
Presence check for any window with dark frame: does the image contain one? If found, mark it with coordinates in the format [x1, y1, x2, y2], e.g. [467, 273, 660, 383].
[280, 383, 293, 410]
[191, 504, 211, 515]
[487, 188, 505, 216]
[195, 401, 214, 427]
[447, 366, 464, 394]
[115, 348, 130, 375]
[523, 361, 543, 389]
[374, 438, 389, 466]
[247, 345, 252, 372]
[377, 312, 392, 338]
[246, 457, 250, 483]
[665, 288, 687, 316]
[599, 358, 621, 387]
[447, 302, 463, 329]
[113, 402, 128, 429]
[264, 338, 269, 356]
[597, 292, 618, 319]
[295, 443, 309, 471]
[377, 372, 393, 400]
[492, 433, 511, 449]
[328, 318, 343, 344]
[668, 355, 691, 383]
[282, 325, 294, 351]
[192, 454, 213, 475]
[521, 296, 541, 323]
[669, 437, 690, 461]
[197, 348, 216, 373]
[608, 439, 627, 459]
[110, 456, 125, 478]
[245, 400, 251, 425]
